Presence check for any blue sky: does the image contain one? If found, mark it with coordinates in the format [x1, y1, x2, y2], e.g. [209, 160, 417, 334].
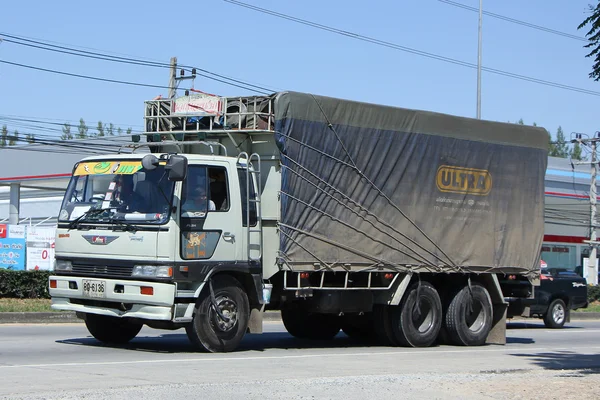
[0, 0, 598, 141]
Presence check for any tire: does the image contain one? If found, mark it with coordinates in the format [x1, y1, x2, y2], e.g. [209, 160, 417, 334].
[281, 306, 340, 340]
[544, 299, 567, 329]
[391, 281, 442, 347]
[341, 313, 375, 342]
[373, 304, 398, 346]
[445, 282, 493, 346]
[186, 275, 250, 353]
[84, 314, 142, 344]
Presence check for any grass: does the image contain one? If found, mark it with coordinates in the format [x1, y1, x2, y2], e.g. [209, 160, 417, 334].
[579, 301, 600, 312]
[0, 298, 54, 313]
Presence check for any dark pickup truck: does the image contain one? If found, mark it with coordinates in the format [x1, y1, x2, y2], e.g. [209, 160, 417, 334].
[505, 268, 588, 328]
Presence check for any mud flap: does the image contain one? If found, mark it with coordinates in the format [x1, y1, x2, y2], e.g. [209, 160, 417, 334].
[247, 307, 263, 334]
[486, 302, 507, 345]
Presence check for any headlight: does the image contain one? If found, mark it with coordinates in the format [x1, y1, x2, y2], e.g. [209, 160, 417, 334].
[132, 265, 173, 278]
[55, 260, 73, 271]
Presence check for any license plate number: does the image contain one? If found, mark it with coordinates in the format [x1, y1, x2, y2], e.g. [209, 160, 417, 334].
[82, 280, 106, 298]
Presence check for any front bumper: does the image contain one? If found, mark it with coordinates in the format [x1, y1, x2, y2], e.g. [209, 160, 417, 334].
[49, 275, 176, 320]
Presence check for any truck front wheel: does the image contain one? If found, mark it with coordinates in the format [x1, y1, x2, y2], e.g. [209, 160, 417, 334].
[544, 299, 567, 329]
[444, 282, 493, 346]
[84, 314, 143, 344]
[186, 275, 250, 353]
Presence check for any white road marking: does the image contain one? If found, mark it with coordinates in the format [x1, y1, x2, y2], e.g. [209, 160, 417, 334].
[2, 345, 600, 369]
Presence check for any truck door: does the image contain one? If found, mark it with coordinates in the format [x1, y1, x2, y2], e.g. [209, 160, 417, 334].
[179, 165, 243, 263]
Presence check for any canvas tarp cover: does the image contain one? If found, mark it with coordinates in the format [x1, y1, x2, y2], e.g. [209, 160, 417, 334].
[273, 91, 548, 276]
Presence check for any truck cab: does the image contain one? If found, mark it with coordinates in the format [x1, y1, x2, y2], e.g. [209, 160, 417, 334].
[50, 151, 266, 351]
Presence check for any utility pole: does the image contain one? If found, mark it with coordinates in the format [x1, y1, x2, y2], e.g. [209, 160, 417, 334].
[167, 56, 197, 99]
[589, 139, 598, 285]
[574, 133, 599, 285]
[476, 0, 482, 119]
[168, 57, 177, 99]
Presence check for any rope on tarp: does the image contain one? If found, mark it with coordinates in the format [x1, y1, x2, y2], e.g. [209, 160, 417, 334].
[278, 222, 453, 274]
[308, 95, 458, 269]
[280, 156, 450, 268]
[277, 129, 458, 268]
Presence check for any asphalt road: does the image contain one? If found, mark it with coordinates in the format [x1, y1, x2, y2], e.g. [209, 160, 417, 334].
[1, 321, 600, 400]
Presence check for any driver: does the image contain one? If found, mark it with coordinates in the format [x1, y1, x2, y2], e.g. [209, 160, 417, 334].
[115, 175, 146, 212]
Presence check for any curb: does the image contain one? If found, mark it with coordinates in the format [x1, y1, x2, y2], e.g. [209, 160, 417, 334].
[0, 311, 599, 325]
[0, 311, 284, 324]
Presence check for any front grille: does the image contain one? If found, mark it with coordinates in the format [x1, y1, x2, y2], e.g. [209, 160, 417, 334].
[72, 263, 133, 277]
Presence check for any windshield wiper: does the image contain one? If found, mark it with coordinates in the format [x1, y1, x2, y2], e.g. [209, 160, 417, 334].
[68, 207, 116, 230]
[111, 220, 140, 232]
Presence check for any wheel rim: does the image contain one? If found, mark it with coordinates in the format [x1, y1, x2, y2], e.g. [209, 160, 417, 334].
[465, 300, 486, 333]
[412, 296, 434, 333]
[210, 295, 238, 332]
[553, 303, 565, 324]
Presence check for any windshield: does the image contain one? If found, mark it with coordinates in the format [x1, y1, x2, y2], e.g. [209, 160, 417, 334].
[58, 160, 175, 225]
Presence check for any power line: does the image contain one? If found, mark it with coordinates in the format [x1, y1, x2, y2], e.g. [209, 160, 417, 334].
[0, 116, 143, 134]
[0, 113, 145, 130]
[0, 59, 180, 90]
[223, 0, 600, 97]
[0, 32, 275, 94]
[437, 0, 588, 42]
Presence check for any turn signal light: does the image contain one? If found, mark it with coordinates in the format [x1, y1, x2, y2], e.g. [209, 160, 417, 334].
[300, 272, 310, 279]
[49, 280, 57, 288]
[140, 286, 154, 295]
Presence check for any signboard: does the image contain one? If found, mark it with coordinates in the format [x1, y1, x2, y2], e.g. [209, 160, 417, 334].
[74, 161, 143, 176]
[26, 226, 56, 271]
[173, 92, 222, 116]
[0, 224, 26, 270]
[0, 224, 6, 239]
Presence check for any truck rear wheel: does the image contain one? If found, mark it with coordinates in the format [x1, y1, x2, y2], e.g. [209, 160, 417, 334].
[391, 281, 442, 347]
[281, 307, 341, 340]
[186, 275, 249, 353]
[84, 314, 143, 344]
[444, 282, 493, 346]
[544, 298, 567, 329]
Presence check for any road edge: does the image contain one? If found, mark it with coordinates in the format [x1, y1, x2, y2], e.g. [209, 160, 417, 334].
[1, 311, 599, 324]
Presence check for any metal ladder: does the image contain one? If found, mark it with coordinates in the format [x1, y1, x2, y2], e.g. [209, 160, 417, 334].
[237, 152, 262, 263]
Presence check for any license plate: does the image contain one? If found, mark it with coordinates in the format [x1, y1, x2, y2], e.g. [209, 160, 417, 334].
[82, 279, 106, 298]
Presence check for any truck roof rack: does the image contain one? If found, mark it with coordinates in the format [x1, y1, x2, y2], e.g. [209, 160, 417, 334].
[142, 94, 275, 139]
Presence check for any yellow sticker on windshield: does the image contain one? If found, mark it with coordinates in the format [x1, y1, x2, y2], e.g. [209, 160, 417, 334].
[74, 161, 143, 176]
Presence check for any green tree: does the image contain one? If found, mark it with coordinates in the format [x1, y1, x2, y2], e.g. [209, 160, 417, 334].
[9, 130, 19, 146]
[516, 119, 556, 154]
[25, 134, 35, 144]
[77, 118, 88, 139]
[1, 125, 7, 147]
[117, 127, 123, 135]
[578, 2, 600, 81]
[61, 123, 73, 140]
[96, 121, 105, 137]
[107, 123, 115, 136]
[549, 126, 569, 158]
[126, 127, 132, 135]
[571, 141, 584, 160]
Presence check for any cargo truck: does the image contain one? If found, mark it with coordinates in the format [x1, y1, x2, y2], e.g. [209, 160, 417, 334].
[49, 91, 548, 352]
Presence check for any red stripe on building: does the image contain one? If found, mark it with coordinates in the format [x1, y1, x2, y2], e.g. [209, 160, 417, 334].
[545, 191, 588, 199]
[543, 234, 588, 243]
[0, 173, 72, 181]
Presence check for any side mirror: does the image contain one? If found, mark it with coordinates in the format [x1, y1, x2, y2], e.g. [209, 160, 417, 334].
[142, 154, 159, 171]
[165, 155, 188, 181]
